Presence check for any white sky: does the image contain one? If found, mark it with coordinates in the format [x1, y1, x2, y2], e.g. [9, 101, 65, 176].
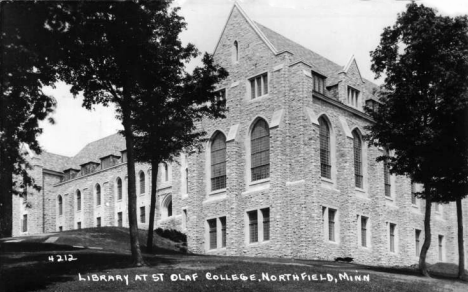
[38, 0, 468, 157]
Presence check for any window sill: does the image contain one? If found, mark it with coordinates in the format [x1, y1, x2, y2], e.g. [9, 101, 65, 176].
[203, 194, 227, 205]
[325, 240, 340, 245]
[247, 240, 270, 246]
[321, 178, 339, 192]
[249, 94, 269, 103]
[245, 179, 270, 194]
[209, 188, 227, 196]
[207, 247, 227, 253]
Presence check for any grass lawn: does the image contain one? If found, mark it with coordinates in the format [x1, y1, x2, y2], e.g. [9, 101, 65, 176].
[1, 227, 466, 292]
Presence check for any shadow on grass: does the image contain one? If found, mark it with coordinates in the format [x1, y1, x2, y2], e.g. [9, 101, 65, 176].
[0, 242, 179, 292]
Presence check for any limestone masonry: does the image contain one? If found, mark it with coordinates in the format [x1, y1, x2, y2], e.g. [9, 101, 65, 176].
[13, 3, 468, 267]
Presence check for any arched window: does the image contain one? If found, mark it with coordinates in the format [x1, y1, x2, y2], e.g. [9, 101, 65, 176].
[76, 190, 81, 211]
[251, 119, 270, 181]
[58, 195, 63, 215]
[139, 171, 145, 194]
[162, 195, 173, 218]
[116, 177, 122, 200]
[211, 132, 227, 191]
[353, 130, 363, 188]
[163, 162, 169, 182]
[319, 117, 331, 179]
[96, 184, 101, 206]
[233, 40, 239, 62]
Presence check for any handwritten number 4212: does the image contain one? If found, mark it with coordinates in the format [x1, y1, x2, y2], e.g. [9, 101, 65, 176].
[48, 254, 78, 262]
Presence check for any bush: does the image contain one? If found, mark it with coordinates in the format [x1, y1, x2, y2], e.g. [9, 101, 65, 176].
[155, 228, 187, 243]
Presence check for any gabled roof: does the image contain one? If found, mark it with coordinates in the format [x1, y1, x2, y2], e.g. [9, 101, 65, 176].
[36, 151, 72, 172]
[341, 54, 364, 83]
[70, 133, 125, 169]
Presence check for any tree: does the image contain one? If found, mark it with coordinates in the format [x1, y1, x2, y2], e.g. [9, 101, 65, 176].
[0, 2, 66, 237]
[367, 2, 468, 277]
[57, 0, 226, 265]
[132, 51, 228, 252]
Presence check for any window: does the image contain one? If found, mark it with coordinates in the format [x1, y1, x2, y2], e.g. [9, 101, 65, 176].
[208, 219, 217, 249]
[251, 119, 270, 181]
[389, 223, 396, 252]
[249, 73, 268, 99]
[76, 190, 81, 211]
[118, 212, 123, 227]
[163, 163, 169, 182]
[322, 207, 338, 242]
[233, 40, 239, 62]
[139, 171, 145, 194]
[96, 184, 101, 206]
[435, 203, 441, 213]
[415, 229, 421, 256]
[347, 86, 360, 108]
[97, 217, 101, 227]
[438, 235, 444, 261]
[182, 209, 187, 230]
[353, 130, 363, 188]
[213, 89, 226, 109]
[361, 216, 368, 247]
[220, 217, 227, 248]
[59, 226, 63, 232]
[211, 132, 227, 191]
[140, 206, 146, 223]
[185, 167, 189, 194]
[262, 208, 270, 241]
[248, 211, 258, 243]
[162, 195, 173, 218]
[312, 72, 325, 94]
[117, 177, 122, 200]
[121, 151, 128, 163]
[319, 117, 331, 179]
[22, 214, 27, 232]
[58, 195, 63, 216]
[384, 160, 391, 197]
[77, 222, 81, 230]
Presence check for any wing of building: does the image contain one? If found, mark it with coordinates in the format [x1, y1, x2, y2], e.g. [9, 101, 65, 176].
[13, 2, 467, 267]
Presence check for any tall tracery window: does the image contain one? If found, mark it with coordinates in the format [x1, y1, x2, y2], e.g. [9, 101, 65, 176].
[117, 177, 122, 200]
[76, 190, 81, 211]
[95, 184, 101, 206]
[353, 130, 363, 188]
[139, 171, 145, 194]
[319, 117, 331, 179]
[251, 119, 270, 181]
[58, 195, 63, 215]
[211, 132, 227, 191]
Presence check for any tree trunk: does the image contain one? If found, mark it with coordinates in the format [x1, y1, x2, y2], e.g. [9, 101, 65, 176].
[456, 198, 466, 279]
[0, 153, 13, 238]
[419, 195, 432, 277]
[146, 159, 158, 253]
[122, 99, 145, 266]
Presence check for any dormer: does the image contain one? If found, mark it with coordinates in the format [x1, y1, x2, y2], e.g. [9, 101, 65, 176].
[63, 167, 80, 181]
[312, 71, 327, 95]
[80, 161, 100, 176]
[100, 154, 121, 169]
[120, 150, 128, 163]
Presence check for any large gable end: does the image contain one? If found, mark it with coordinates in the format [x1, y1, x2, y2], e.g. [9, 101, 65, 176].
[213, 2, 278, 56]
[341, 54, 364, 84]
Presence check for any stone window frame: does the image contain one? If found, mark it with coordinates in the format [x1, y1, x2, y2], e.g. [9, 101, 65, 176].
[207, 131, 227, 194]
[317, 114, 337, 186]
[247, 71, 269, 100]
[322, 205, 340, 244]
[205, 215, 227, 251]
[22, 214, 28, 233]
[140, 206, 146, 223]
[438, 234, 445, 261]
[58, 195, 63, 216]
[387, 221, 398, 253]
[347, 85, 361, 110]
[357, 214, 371, 248]
[351, 128, 367, 192]
[161, 194, 173, 219]
[415, 229, 422, 257]
[245, 117, 271, 189]
[76, 190, 82, 212]
[95, 183, 101, 206]
[244, 207, 271, 246]
[138, 170, 145, 195]
[232, 40, 239, 63]
[116, 177, 123, 201]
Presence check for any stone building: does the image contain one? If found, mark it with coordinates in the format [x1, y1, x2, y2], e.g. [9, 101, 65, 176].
[13, 2, 468, 267]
